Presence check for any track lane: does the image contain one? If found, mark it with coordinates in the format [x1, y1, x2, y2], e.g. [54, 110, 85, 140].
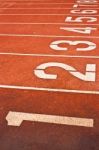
[0, 54, 97, 91]
[0, 36, 97, 56]
[1, 3, 99, 8]
[0, 24, 98, 36]
[0, 8, 98, 14]
[0, 88, 98, 150]
[0, 15, 97, 24]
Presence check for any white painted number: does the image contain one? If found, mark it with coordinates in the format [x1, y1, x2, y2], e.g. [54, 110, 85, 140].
[6, 111, 94, 127]
[65, 16, 97, 22]
[50, 40, 96, 51]
[70, 9, 97, 14]
[77, 0, 98, 3]
[73, 4, 98, 7]
[34, 62, 96, 81]
[60, 27, 96, 34]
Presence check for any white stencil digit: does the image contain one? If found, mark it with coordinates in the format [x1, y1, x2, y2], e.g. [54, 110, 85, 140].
[65, 16, 97, 22]
[50, 40, 96, 51]
[60, 27, 96, 34]
[34, 62, 96, 82]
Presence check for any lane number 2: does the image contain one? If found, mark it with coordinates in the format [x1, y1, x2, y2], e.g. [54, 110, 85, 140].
[34, 62, 96, 81]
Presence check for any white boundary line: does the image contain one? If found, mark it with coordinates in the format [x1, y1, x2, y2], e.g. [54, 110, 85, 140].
[1, 1, 99, 3]
[0, 0, 99, 2]
[0, 1, 89, 5]
[0, 7, 99, 9]
[0, 52, 99, 59]
[0, 22, 98, 25]
[0, 84, 99, 95]
[0, 14, 98, 16]
[0, 0, 99, 3]
[1, 2, 99, 4]
[0, 33, 99, 38]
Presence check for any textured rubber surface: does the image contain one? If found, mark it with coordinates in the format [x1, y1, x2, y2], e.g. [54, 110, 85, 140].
[0, 0, 99, 150]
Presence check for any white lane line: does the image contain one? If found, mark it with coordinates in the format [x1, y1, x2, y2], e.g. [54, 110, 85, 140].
[0, 33, 99, 38]
[0, 3, 75, 4]
[0, 52, 99, 59]
[0, 0, 99, 2]
[0, 2, 93, 4]
[0, 84, 99, 95]
[6, 111, 94, 127]
[0, 14, 98, 16]
[1, 2, 98, 4]
[0, 7, 99, 9]
[0, 23, 98, 25]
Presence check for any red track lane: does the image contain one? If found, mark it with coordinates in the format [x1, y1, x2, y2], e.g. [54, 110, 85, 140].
[0, 36, 98, 56]
[1, 3, 99, 8]
[2, 0, 99, 4]
[0, 24, 98, 36]
[0, 9, 86, 14]
[0, 3, 79, 8]
[0, 88, 98, 150]
[0, 15, 98, 23]
[2, 3, 98, 9]
[0, 8, 98, 14]
[0, 0, 80, 2]
[1, 3, 97, 9]
[0, 55, 98, 91]
[0, 0, 81, 3]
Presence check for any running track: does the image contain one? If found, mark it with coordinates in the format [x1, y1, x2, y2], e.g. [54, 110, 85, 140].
[0, 0, 99, 150]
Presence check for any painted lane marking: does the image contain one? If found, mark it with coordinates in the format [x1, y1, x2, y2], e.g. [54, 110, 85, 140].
[50, 40, 96, 51]
[1, 2, 99, 4]
[0, 7, 99, 10]
[1, 2, 95, 4]
[34, 63, 96, 81]
[0, 53, 99, 59]
[0, 84, 99, 94]
[0, 14, 98, 16]
[0, 33, 99, 38]
[3, 0, 99, 1]
[0, 23, 99, 25]
[6, 111, 94, 127]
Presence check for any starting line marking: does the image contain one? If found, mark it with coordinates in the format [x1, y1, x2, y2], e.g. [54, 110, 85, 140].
[0, 33, 99, 38]
[0, 84, 99, 95]
[6, 111, 94, 127]
[0, 53, 99, 59]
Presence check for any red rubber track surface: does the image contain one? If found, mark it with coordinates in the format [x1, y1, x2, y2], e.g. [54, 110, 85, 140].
[0, 0, 99, 150]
